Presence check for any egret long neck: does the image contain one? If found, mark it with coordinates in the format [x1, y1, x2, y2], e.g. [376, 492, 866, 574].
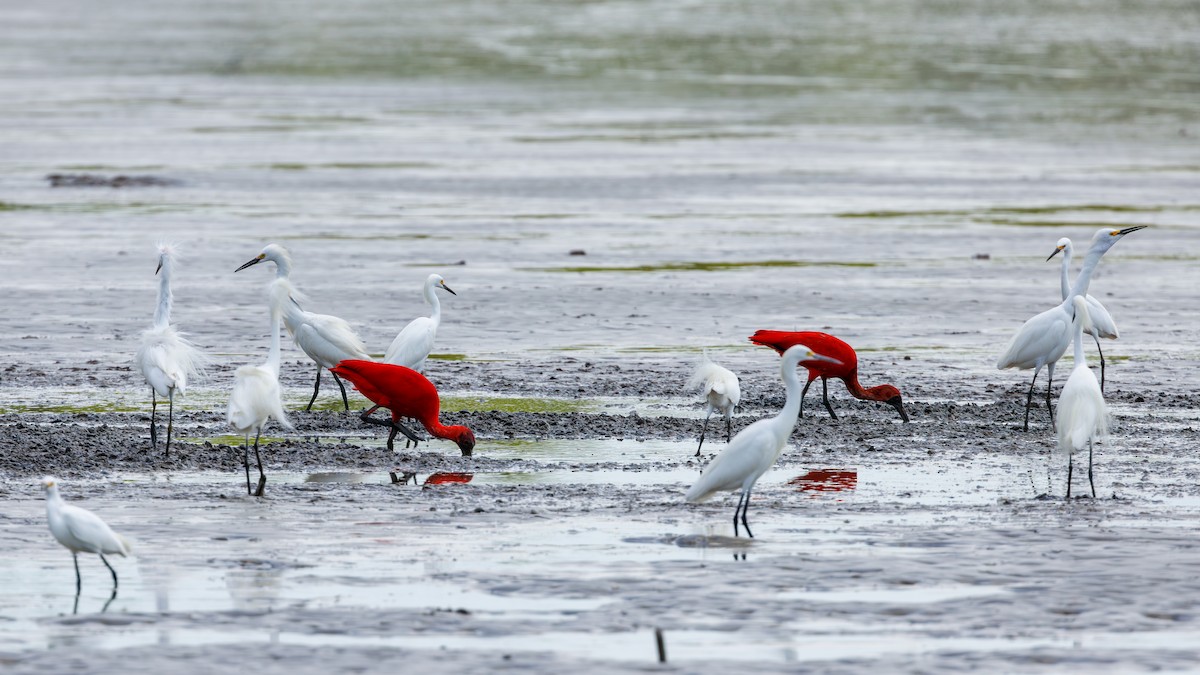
[1069, 241, 1106, 298]
[425, 280, 442, 326]
[154, 263, 173, 327]
[266, 310, 283, 375]
[776, 353, 806, 430]
[1059, 243, 1073, 300]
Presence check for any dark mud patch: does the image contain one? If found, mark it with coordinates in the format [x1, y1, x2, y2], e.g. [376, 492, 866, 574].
[46, 173, 182, 188]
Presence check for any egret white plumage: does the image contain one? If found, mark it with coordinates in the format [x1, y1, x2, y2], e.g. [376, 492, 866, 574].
[998, 225, 1144, 430]
[383, 273, 456, 373]
[235, 243, 370, 411]
[685, 344, 841, 537]
[227, 283, 294, 496]
[135, 244, 204, 456]
[1048, 236, 1120, 391]
[1057, 295, 1110, 498]
[42, 476, 132, 594]
[687, 353, 740, 456]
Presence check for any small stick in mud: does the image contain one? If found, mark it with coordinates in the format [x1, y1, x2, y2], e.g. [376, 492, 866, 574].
[655, 628, 666, 663]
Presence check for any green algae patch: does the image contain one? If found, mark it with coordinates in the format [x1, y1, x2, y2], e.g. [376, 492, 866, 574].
[205, 434, 289, 446]
[0, 401, 143, 415]
[530, 260, 876, 273]
[440, 396, 598, 414]
[429, 353, 467, 361]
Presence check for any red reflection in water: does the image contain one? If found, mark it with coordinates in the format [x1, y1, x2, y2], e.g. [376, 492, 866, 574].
[788, 469, 857, 494]
[424, 472, 474, 485]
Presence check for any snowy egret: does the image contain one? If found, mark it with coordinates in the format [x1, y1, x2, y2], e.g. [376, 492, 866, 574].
[330, 360, 475, 456]
[136, 244, 204, 456]
[998, 225, 1144, 430]
[687, 353, 740, 456]
[749, 331, 908, 422]
[235, 243, 370, 411]
[383, 273, 457, 373]
[1048, 237, 1120, 391]
[227, 284, 294, 496]
[42, 477, 131, 594]
[685, 345, 841, 538]
[1057, 295, 1110, 498]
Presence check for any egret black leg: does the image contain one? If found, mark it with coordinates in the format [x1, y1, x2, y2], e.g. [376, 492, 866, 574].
[165, 390, 174, 458]
[1046, 364, 1056, 431]
[800, 379, 813, 419]
[732, 491, 745, 537]
[1023, 369, 1038, 432]
[1094, 335, 1106, 393]
[102, 589, 117, 613]
[99, 553, 119, 590]
[73, 553, 82, 595]
[1066, 450, 1074, 499]
[150, 390, 158, 449]
[725, 414, 732, 443]
[1087, 440, 1096, 498]
[821, 378, 839, 421]
[740, 488, 754, 539]
[306, 365, 322, 412]
[331, 372, 351, 411]
[253, 431, 266, 496]
[243, 435, 252, 495]
[696, 409, 713, 457]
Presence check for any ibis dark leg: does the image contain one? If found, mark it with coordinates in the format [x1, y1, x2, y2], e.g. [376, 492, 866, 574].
[331, 372, 351, 411]
[305, 365, 322, 412]
[1094, 335, 1106, 393]
[359, 406, 422, 445]
[800, 379, 813, 419]
[73, 553, 82, 595]
[149, 390, 158, 449]
[252, 431, 266, 497]
[695, 409, 713, 457]
[821, 378, 839, 421]
[387, 425, 398, 452]
[99, 553, 119, 590]
[165, 389, 174, 458]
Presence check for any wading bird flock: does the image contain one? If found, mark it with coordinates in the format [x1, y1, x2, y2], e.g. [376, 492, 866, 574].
[43, 227, 1144, 593]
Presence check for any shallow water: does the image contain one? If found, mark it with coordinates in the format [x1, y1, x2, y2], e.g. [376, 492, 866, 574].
[3, 0, 1200, 672]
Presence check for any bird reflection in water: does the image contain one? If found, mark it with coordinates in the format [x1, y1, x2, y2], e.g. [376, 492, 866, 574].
[389, 471, 474, 486]
[789, 469, 858, 496]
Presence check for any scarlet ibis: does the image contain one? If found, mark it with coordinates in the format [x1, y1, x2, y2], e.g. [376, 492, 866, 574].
[1048, 237, 1120, 391]
[384, 273, 456, 373]
[227, 291, 293, 496]
[998, 226, 1144, 430]
[330, 359, 476, 457]
[1057, 296, 1110, 498]
[685, 345, 841, 538]
[687, 353, 740, 456]
[749, 330, 909, 423]
[42, 476, 132, 594]
[136, 244, 205, 457]
[236, 243, 370, 411]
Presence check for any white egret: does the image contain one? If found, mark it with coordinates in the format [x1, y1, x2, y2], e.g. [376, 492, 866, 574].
[136, 244, 204, 456]
[685, 345, 841, 538]
[235, 243, 370, 411]
[42, 476, 132, 594]
[998, 225, 1145, 430]
[687, 353, 740, 456]
[227, 283, 294, 496]
[1048, 237, 1120, 391]
[383, 273, 456, 373]
[1057, 295, 1110, 498]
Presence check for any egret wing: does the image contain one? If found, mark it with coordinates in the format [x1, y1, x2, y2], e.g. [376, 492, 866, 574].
[383, 317, 437, 371]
